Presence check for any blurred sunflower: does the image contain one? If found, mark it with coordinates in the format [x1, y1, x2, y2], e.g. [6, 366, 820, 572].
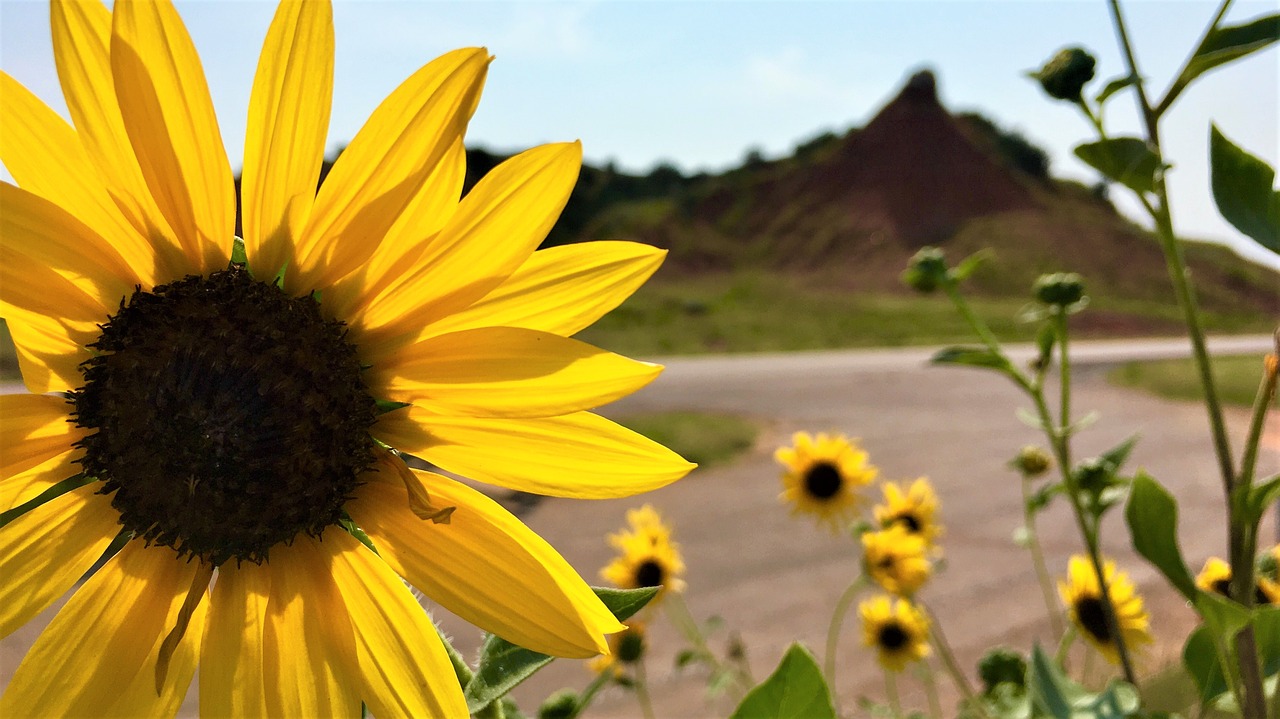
[862, 525, 931, 597]
[873, 477, 942, 547]
[1195, 556, 1279, 605]
[1059, 556, 1152, 665]
[775, 431, 877, 530]
[588, 620, 648, 677]
[0, 0, 692, 715]
[859, 595, 930, 672]
[601, 505, 686, 602]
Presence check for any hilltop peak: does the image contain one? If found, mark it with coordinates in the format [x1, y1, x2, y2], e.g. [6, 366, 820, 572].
[900, 69, 939, 103]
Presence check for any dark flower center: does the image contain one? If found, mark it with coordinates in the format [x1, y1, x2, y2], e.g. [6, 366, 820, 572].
[893, 513, 922, 533]
[1073, 596, 1112, 643]
[635, 559, 665, 588]
[877, 623, 909, 651]
[70, 267, 378, 566]
[804, 462, 842, 500]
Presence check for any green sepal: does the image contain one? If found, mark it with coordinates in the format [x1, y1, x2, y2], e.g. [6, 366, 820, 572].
[375, 399, 412, 415]
[1209, 124, 1280, 254]
[0, 473, 95, 529]
[229, 236, 248, 270]
[1179, 14, 1280, 94]
[729, 643, 835, 719]
[1125, 471, 1196, 599]
[949, 248, 993, 282]
[463, 586, 658, 714]
[1074, 138, 1162, 195]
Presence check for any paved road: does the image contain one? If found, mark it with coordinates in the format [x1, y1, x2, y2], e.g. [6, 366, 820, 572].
[2, 335, 1276, 716]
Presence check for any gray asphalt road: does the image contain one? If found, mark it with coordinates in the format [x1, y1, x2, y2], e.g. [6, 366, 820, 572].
[2, 335, 1276, 717]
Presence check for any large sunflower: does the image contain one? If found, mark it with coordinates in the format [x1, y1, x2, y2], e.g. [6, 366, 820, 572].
[1058, 555, 1152, 666]
[774, 431, 877, 531]
[0, 1, 693, 715]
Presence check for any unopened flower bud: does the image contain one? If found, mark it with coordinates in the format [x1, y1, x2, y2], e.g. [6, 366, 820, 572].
[1031, 47, 1096, 102]
[902, 247, 948, 294]
[1033, 272, 1085, 307]
[617, 626, 647, 663]
[1012, 446, 1052, 477]
[538, 689, 580, 719]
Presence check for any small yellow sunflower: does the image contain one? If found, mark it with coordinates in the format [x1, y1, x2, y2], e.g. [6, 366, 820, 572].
[873, 477, 943, 547]
[859, 595, 931, 672]
[588, 620, 647, 677]
[775, 431, 877, 530]
[600, 504, 687, 602]
[0, 1, 693, 714]
[1059, 555, 1153, 665]
[1195, 556, 1279, 605]
[862, 525, 931, 597]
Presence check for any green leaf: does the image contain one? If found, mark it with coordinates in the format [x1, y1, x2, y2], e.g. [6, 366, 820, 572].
[1255, 605, 1280, 678]
[1193, 590, 1252, 640]
[1028, 645, 1079, 719]
[1095, 74, 1138, 105]
[1182, 15, 1280, 90]
[1074, 138, 1162, 195]
[729, 644, 836, 719]
[1182, 625, 1231, 709]
[1097, 434, 1139, 472]
[1210, 124, 1280, 254]
[1035, 323, 1057, 367]
[1125, 472, 1196, 599]
[463, 586, 658, 713]
[1245, 474, 1280, 526]
[931, 346, 1016, 376]
[950, 249, 993, 282]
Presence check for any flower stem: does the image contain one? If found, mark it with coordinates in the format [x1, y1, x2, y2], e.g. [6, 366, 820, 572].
[634, 656, 658, 719]
[824, 574, 867, 692]
[664, 594, 750, 696]
[917, 661, 944, 719]
[1021, 474, 1066, 638]
[885, 669, 903, 718]
[921, 602, 991, 719]
[565, 671, 613, 719]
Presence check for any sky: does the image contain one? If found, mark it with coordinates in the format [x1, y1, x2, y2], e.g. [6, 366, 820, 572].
[2, 0, 1278, 272]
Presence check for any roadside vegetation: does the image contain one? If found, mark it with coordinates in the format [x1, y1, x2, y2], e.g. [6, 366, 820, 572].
[616, 410, 758, 469]
[1110, 354, 1274, 408]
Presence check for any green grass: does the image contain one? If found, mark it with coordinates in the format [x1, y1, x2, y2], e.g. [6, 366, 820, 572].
[616, 411, 758, 468]
[575, 270, 1270, 358]
[1109, 354, 1274, 408]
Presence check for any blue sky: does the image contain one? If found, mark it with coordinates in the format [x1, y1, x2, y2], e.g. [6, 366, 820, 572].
[2, 0, 1277, 270]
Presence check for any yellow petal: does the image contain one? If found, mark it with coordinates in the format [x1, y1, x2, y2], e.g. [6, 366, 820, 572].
[50, 0, 187, 272]
[0, 485, 118, 637]
[0, 73, 164, 286]
[375, 408, 694, 498]
[1, 302, 99, 396]
[0, 393, 80, 481]
[262, 536, 361, 719]
[241, 0, 333, 280]
[292, 48, 489, 291]
[425, 241, 667, 338]
[2, 453, 82, 516]
[324, 528, 469, 716]
[111, 0, 233, 274]
[350, 473, 621, 657]
[200, 561, 271, 718]
[370, 327, 660, 418]
[0, 540, 205, 718]
[357, 142, 581, 343]
[324, 139, 467, 321]
[1, 182, 136, 310]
